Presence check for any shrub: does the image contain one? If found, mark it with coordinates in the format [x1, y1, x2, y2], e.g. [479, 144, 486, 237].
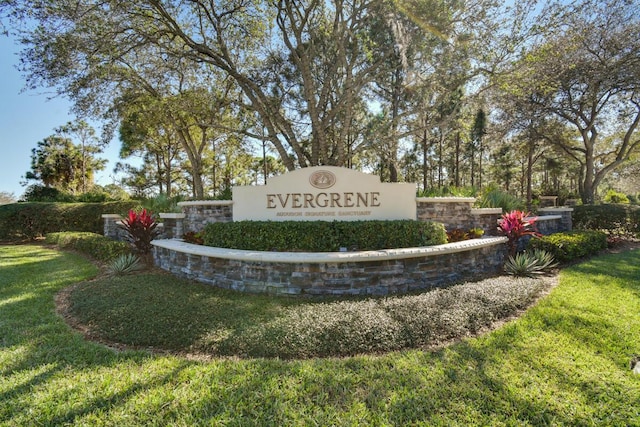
[183, 231, 204, 245]
[119, 209, 160, 255]
[201, 220, 448, 252]
[527, 230, 608, 263]
[572, 204, 640, 236]
[603, 189, 630, 204]
[20, 184, 75, 202]
[45, 232, 132, 262]
[446, 227, 485, 243]
[0, 201, 140, 241]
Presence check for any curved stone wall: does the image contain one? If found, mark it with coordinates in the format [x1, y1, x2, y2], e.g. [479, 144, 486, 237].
[152, 237, 508, 296]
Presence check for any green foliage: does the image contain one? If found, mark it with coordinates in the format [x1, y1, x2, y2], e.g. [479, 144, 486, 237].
[106, 253, 143, 276]
[20, 184, 75, 202]
[22, 184, 130, 203]
[46, 232, 132, 262]
[0, 201, 139, 240]
[475, 187, 525, 212]
[446, 227, 484, 243]
[201, 220, 448, 251]
[418, 186, 477, 197]
[183, 231, 204, 245]
[572, 204, 640, 236]
[140, 194, 184, 213]
[527, 230, 608, 263]
[504, 249, 558, 277]
[603, 189, 630, 204]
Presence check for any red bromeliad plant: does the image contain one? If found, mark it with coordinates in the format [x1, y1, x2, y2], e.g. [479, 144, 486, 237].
[498, 210, 541, 256]
[119, 209, 159, 256]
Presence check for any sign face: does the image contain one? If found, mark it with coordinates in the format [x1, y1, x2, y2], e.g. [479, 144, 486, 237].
[232, 166, 416, 221]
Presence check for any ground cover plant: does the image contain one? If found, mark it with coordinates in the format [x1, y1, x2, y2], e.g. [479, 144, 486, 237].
[1, 244, 639, 425]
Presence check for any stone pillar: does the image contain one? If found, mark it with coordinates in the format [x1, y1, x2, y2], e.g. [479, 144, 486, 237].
[539, 196, 558, 207]
[538, 207, 573, 232]
[471, 208, 503, 236]
[159, 213, 186, 239]
[102, 214, 124, 240]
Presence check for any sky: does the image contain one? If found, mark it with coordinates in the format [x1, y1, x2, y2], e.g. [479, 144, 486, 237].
[0, 33, 125, 200]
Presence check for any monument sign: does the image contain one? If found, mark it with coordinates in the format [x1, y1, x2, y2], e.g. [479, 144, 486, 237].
[232, 166, 416, 221]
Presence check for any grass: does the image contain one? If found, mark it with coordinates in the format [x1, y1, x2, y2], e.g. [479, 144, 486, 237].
[1, 244, 640, 425]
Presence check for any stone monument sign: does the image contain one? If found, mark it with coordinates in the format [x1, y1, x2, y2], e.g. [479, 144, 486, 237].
[232, 166, 416, 221]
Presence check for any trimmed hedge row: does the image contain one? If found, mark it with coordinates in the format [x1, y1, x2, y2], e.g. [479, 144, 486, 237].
[573, 204, 640, 236]
[527, 230, 608, 263]
[201, 220, 448, 252]
[0, 201, 139, 240]
[45, 232, 132, 262]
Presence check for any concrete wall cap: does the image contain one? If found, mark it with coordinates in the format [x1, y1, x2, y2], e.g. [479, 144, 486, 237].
[159, 213, 186, 219]
[151, 236, 507, 264]
[532, 215, 562, 221]
[538, 207, 574, 212]
[178, 200, 234, 207]
[415, 197, 476, 203]
[471, 208, 502, 215]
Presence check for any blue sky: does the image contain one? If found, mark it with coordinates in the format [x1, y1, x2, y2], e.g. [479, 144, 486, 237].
[0, 33, 124, 200]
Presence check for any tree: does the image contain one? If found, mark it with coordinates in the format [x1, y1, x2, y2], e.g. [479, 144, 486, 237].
[499, 0, 640, 203]
[55, 120, 103, 193]
[24, 132, 105, 194]
[4, 0, 503, 177]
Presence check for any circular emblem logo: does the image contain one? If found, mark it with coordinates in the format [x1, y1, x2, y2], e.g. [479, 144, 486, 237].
[309, 170, 336, 189]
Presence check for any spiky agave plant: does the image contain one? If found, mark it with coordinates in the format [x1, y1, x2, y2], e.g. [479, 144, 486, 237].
[504, 249, 558, 277]
[107, 253, 143, 276]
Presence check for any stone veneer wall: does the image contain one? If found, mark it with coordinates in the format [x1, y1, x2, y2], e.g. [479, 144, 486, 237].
[152, 237, 508, 296]
[179, 201, 233, 233]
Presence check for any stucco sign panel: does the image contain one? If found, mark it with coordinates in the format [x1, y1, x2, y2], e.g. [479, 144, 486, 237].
[232, 166, 416, 221]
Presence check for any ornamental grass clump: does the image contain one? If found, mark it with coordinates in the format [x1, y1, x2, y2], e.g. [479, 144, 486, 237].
[119, 209, 159, 259]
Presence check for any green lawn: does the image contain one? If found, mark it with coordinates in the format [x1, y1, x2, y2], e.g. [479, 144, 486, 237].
[1, 244, 639, 426]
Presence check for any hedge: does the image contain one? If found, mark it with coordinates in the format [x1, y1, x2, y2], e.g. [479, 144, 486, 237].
[45, 232, 132, 262]
[0, 201, 139, 241]
[527, 230, 608, 263]
[201, 220, 448, 252]
[572, 204, 640, 236]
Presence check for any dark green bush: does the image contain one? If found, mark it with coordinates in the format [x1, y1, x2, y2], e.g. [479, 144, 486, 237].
[527, 230, 607, 263]
[46, 232, 132, 262]
[0, 201, 139, 240]
[201, 220, 448, 252]
[572, 204, 640, 236]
